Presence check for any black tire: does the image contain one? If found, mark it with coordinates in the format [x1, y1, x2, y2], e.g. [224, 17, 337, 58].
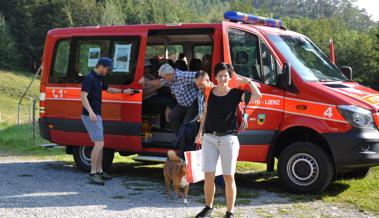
[72, 146, 114, 172]
[278, 142, 334, 193]
[338, 167, 371, 180]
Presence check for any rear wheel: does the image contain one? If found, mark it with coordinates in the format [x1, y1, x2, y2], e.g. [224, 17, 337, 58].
[278, 142, 334, 193]
[72, 146, 114, 172]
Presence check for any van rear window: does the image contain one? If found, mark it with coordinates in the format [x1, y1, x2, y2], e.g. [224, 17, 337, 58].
[50, 39, 70, 83]
[49, 36, 140, 85]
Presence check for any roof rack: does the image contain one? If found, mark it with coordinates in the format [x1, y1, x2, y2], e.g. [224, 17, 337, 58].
[224, 11, 283, 29]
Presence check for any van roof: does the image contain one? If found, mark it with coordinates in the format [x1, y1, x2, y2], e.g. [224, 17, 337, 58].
[47, 23, 222, 35]
[47, 21, 301, 37]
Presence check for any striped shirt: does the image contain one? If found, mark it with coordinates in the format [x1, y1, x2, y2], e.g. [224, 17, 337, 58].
[198, 91, 205, 119]
[169, 69, 198, 107]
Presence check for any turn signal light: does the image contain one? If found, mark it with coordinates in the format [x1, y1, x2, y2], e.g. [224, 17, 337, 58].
[373, 113, 379, 128]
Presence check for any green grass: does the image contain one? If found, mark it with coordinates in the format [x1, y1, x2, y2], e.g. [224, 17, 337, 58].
[322, 167, 379, 213]
[0, 123, 71, 161]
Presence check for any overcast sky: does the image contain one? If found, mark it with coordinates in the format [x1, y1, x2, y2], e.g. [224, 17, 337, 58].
[355, 0, 379, 21]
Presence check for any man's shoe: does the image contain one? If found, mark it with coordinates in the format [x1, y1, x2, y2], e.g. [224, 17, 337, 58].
[224, 211, 234, 218]
[195, 206, 213, 218]
[88, 174, 105, 185]
[99, 172, 112, 180]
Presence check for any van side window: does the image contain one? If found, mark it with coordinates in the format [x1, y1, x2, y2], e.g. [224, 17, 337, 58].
[228, 29, 261, 81]
[49, 39, 70, 83]
[194, 44, 212, 59]
[261, 42, 278, 86]
[146, 44, 184, 61]
[74, 37, 140, 85]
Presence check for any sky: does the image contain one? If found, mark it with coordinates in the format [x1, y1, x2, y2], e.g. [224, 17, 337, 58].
[355, 0, 379, 21]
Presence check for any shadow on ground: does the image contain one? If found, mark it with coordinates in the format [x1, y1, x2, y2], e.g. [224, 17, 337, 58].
[0, 159, 350, 212]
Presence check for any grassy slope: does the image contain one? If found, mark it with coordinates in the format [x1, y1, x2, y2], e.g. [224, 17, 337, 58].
[0, 70, 70, 160]
[0, 70, 378, 214]
[0, 70, 40, 123]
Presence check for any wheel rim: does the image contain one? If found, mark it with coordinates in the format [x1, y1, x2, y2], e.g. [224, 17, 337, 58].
[286, 153, 319, 186]
[79, 146, 92, 166]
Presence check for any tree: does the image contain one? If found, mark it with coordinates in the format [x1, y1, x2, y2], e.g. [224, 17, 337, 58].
[0, 14, 20, 69]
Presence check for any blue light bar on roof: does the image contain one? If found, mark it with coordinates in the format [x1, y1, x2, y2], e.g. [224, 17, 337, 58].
[224, 11, 283, 28]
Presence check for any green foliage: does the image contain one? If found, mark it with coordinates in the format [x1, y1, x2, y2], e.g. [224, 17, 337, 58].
[0, 15, 20, 69]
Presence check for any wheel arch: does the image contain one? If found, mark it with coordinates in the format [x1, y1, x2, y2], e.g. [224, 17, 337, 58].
[266, 126, 335, 172]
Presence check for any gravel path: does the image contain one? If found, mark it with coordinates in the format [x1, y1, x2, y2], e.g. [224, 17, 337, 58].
[0, 156, 376, 218]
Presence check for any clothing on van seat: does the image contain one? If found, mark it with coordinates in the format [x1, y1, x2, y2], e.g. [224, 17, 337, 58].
[81, 70, 109, 116]
[204, 88, 244, 133]
[168, 69, 198, 107]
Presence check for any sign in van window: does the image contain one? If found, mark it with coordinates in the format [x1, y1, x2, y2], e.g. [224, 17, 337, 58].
[113, 44, 131, 72]
[88, 47, 101, 67]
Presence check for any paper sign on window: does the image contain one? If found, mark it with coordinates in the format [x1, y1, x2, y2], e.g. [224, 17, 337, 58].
[88, 48, 100, 67]
[113, 44, 131, 72]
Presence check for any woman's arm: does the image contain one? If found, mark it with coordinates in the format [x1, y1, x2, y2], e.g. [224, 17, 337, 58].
[235, 73, 262, 100]
[195, 103, 207, 144]
[246, 80, 262, 100]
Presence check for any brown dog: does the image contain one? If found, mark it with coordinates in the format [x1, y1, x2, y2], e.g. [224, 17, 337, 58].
[163, 150, 189, 204]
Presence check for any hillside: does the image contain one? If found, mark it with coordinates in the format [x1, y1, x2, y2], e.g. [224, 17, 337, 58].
[0, 70, 40, 124]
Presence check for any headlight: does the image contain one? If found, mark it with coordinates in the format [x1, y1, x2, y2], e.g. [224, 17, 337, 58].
[337, 105, 375, 129]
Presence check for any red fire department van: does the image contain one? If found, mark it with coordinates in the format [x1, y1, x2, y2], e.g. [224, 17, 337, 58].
[39, 11, 379, 193]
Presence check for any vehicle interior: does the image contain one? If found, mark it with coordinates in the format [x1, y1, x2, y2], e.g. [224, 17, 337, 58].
[141, 28, 214, 149]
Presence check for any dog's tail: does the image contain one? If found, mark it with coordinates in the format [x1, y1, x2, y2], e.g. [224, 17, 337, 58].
[167, 150, 181, 161]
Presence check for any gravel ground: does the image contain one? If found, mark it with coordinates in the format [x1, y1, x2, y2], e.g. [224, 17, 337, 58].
[0, 156, 376, 218]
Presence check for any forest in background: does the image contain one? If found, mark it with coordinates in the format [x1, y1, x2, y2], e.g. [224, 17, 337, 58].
[0, 0, 378, 89]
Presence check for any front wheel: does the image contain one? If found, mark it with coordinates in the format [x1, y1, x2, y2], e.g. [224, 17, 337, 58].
[72, 146, 114, 172]
[278, 142, 334, 193]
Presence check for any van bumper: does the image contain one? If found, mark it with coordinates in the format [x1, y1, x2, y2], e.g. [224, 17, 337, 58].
[38, 118, 51, 141]
[323, 127, 379, 172]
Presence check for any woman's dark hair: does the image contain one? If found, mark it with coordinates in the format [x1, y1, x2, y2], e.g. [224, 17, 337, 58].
[214, 62, 233, 77]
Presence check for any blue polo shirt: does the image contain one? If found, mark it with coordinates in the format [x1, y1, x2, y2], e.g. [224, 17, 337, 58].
[81, 70, 109, 116]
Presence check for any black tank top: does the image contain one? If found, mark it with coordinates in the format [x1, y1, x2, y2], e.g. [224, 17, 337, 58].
[204, 88, 243, 133]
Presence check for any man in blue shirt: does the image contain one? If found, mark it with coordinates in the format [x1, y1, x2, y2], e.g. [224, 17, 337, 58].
[81, 57, 133, 185]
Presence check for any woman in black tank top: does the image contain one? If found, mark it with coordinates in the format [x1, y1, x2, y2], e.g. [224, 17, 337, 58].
[194, 63, 262, 218]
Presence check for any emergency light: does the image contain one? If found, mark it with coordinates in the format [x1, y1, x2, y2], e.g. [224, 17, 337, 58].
[224, 11, 283, 28]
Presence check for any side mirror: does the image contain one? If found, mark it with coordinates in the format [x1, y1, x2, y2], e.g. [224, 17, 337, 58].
[279, 63, 291, 89]
[340, 66, 352, 80]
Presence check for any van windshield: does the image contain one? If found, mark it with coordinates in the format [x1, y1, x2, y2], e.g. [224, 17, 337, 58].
[268, 34, 347, 82]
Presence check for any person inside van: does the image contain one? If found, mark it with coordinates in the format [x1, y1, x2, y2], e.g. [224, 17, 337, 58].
[189, 58, 203, 71]
[174, 53, 188, 71]
[194, 63, 262, 218]
[81, 57, 134, 185]
[202, 54, 212, 73]
[139, 59, 174, 129]
[158, 63, 199, 135]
